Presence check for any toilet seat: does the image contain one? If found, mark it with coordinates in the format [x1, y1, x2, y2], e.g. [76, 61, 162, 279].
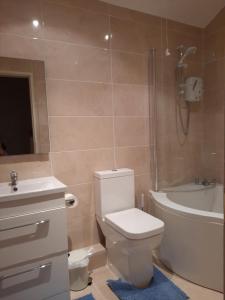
[105, 208, 164, 240]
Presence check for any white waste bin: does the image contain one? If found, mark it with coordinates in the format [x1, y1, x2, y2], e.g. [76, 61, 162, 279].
[68, 248, 92, 291]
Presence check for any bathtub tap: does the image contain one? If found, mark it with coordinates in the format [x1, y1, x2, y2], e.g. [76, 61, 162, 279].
[194, 177, 216, 186]
[201, 179, 210, 186]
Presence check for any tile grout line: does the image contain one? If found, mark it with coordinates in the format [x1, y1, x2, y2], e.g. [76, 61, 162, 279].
[62, 172, 152, 189]
[50, 145, 150, 154]
[41, 0, 204, 39]
[40, 0, 55, 178]
[48, 115, 150, 118]
[46, 77, 149, 87]
[0, 32, 149, 57]
[109, 15, 116, 169]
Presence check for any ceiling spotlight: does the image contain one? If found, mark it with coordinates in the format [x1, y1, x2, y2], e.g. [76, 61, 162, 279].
[32, 20, 39, 28]
[104, 34, 112, 41]
[104, 34, 110, 41]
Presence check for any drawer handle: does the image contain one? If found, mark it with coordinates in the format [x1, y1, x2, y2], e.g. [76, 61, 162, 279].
[0, 219, 49, 232]
[0, 263, 51, 281]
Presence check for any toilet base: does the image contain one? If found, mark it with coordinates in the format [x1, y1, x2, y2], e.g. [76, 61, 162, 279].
[106, 237, 154, 288]
[96, 216, 162, 288]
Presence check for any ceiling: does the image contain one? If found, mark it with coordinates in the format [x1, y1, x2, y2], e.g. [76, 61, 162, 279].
[102, 0, 225, 28]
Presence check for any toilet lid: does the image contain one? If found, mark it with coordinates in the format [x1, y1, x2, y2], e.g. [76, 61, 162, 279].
[105, 208, 164, 240]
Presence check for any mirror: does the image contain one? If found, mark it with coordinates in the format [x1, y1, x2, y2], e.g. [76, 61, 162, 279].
[0, 57, 50, 156]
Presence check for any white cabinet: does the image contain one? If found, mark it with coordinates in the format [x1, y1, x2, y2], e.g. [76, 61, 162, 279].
[0, 254, 69, 300]
[0, 177, 70, 300]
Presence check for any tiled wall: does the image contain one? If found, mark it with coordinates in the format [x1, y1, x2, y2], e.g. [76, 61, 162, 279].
[156, 20, 204, 187]
[203, 7, 225, 184]
[0, 0, 152, 249]
[0, 0, 222, 249]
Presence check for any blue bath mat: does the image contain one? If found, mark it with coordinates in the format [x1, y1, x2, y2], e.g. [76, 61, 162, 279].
[76, 294, 95, 300]
[107, 267, 189, 300]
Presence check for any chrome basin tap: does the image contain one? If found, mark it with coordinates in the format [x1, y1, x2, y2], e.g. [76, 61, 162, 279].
[10, 170, 18, 188]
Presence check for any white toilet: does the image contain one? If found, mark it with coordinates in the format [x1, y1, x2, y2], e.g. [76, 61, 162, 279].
[94, 168, 164, 288]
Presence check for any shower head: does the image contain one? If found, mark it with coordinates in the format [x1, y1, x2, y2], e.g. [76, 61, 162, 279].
[177, 46, 197, 67]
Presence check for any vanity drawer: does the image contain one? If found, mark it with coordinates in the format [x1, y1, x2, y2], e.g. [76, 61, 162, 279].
[0, 208, 68, 269]
[0, 253, 69, 300]
[0, 193, 65, 219]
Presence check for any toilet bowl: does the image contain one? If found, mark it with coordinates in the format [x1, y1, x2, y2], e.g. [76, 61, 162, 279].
[94, 168, 164, 287]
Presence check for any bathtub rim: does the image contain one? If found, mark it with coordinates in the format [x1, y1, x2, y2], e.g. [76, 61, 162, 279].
[150, 190, 224, 224]
[161, 182, 218, 192]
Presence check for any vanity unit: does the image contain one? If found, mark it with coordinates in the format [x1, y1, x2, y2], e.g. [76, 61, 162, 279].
[0, 176, 70, 300]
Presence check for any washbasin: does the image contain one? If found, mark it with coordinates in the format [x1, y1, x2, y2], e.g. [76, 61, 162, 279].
[0, 176, 66, 202]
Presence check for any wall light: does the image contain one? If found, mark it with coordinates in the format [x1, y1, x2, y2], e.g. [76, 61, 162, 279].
[32, 20, 39, 28]
[104, 34, 110, 41]
[104, 34, 112, 41]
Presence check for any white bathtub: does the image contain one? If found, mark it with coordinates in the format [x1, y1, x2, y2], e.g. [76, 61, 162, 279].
[150, 183, 224, 292]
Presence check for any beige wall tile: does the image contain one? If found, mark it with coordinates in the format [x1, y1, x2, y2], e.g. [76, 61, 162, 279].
[0, 159, 51, 182]
[0, 0, 43, 38]
[115, 146, 149, 174]
[45, 0, 109, 15]
[66, 183, 94, 218]
[42, 1, 110, 48]
[51, 149, 114, 185]
[49, 116, 114, 151]
[131, 11, 161, 28]
[108, 4, 161, 28]
[166, 19, 203, 38]
[204, 60, 225, 91]
[114, 117, 147, 147]
[44, 40, 111, 82]
[203, 8, 225, 184]
[108, 4, 135, 22]
[204, 28, 225, 63]
[112, 51, 147, 84]
[113, 84, 148, 116]
[0, 34, 45, 60]
[110, 17, 147, 53]
[67, 215, 100, 249]
[47, 80, 113, 116]
[134, 173, 151, 211]
[204, 89, 225, 114]
[145, 26, 162, 52]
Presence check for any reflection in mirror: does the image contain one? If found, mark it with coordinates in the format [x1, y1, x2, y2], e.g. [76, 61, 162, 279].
[0, 57, 50, 156]
[0, 76, 33, 155]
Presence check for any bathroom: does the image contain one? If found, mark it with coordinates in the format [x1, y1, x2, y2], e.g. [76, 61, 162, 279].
[0, 0, 224, 299]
